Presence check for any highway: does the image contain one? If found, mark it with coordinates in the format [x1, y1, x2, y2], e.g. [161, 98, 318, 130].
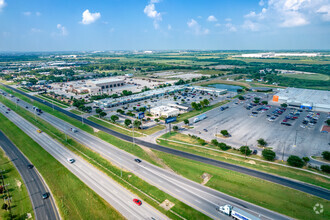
[0, 89, 295, 219]
[0, 104, 168, 220]
[0, 130, 60, 220]
[2, 84, 329, 201]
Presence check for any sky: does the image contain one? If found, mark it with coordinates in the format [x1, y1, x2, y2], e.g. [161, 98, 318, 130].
[0, 0, 330, 51]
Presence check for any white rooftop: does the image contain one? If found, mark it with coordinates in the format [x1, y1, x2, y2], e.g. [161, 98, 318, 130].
[88, 78, 123, 84]
[276, 88, 330, 106]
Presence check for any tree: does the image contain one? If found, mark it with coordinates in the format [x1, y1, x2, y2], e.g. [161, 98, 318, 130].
[220, 130, 229, 137]
[139, 107, 146, 112]
[184, 119, 189, 125]
[197, 139, 206, 145]
[211, 139, 218, 146]
[99, 111, 107, 118]
[133, 120, 141, 128]
[262, 149, 276, 161]
[238, 95, 245, 100]
[287, 155, 304, 168]
[322, 151, 330, 160]
[257, 138, 267, 147]
[218, 142, 231, 151]
[281, 103, 288, 107]
[261, 101, 268, 105]
[96, 108, 102, 114]
[191, 102, 199, 110]
[302, 157, 310, 164]
[320, 165, 330, 173]
[173, 126, 178, 131]
[203, 99, 210, 106]
[110, 115, 119, 122]
[154, 118, 159, 123]
[240, 146, 252, 156]
[327, 119, 330, 126]
[124, 119, 132, 127]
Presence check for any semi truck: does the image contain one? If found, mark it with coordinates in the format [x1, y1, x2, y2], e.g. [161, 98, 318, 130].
[193, 114, 206, 123]
[216, 204, 260, 220]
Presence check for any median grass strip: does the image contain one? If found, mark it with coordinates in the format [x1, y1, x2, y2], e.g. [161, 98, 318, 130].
[1, 97, 211, 220]
[153, 150, 330, 220]
[35, 95, 69, 108]
[158, 132, 330, 189]
[69, 109, 84, 115]
[0, 113, 124, 220]
[0, 148, 34, 220]
[175, 100, 230, 123]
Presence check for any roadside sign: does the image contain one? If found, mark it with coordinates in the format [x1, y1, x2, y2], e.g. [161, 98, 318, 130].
[138, 112, 145, 119]
[165, 117, 177, 124]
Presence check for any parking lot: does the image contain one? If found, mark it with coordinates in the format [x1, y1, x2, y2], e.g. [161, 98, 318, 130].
[182, 92, 329, 159]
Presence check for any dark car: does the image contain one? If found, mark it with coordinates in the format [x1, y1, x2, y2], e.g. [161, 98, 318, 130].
[27, 164, 34, 169]
[42, 193, 49, 199]
[133, 199, 142, 206]
[134, 159, 142, 163]
[252, 150, 258, 155]
[25, 106, 29, 109]
[203, 129, 208, 132]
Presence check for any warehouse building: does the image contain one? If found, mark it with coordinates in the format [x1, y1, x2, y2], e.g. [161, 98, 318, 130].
[272, 88, 330, 112]
[188, 86, 227, 95]
[86, 78, 125, 91]
[150, 106, 180, 118]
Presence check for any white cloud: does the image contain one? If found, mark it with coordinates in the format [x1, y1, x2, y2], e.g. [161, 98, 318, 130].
[215, 23, 221, 27]
[242, 20, 260, 31]
[187, 19, 209, 35]
[167, 24, 172, 30]
[0, 0, 6, 11]
[259, 0, 265, 6]
[144, 1, 162, 29]
[225, 18, 232, 22]
[317, 4, 330, 21]
[207, 15, 217, 22]
[36, 12, 41, 16]
[225, 23, 237, 32]
[23, 11, 31, 16]
[56, 24, 68, 36]
[81, 9, 101, 25]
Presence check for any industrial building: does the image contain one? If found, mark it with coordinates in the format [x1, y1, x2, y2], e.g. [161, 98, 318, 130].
[150, 106, 180, 118]
[86, 78, 125, 91]
[188, 86, 227, 95]
[272, 88, 330, 112]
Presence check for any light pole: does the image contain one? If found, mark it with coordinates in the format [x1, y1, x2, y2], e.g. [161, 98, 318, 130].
[81, 115, 84, 125]
[282, 142, 285, 162]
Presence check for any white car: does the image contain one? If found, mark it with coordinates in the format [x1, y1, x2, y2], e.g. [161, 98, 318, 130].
[67, 158, 75, 164]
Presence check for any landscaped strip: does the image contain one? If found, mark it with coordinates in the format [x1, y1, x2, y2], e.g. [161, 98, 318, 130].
[0, 113, 124, 220]
[0, 148, 34, 220]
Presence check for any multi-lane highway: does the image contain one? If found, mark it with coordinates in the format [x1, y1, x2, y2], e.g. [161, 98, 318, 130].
[2, 84, 329, 201]
[0, 104, 168, 220]
[0, 88, 294, 219]
[0, 130, 60, 220]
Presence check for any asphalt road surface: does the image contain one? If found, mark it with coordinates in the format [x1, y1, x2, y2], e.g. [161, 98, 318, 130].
[2, 84, 329, 201]
[0, 130, 60, 220]
[0, 90, 298, 219]
[0, 105, 167, 220]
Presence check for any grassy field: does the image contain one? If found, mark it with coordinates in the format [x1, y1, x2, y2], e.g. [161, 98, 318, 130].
[35, 95, 70, 108]
[140, 124, 166, 135]
[0, 113, 124, 220]
[157, 132, 330, 189]
[0, 148, 34, 220]
[197, 79, 251, 89]
[16, 87, 31, 93]
[153, 150, 330, 220]
[0, 97, 210, 220]
[230, 57, 330, 65]
[69, 109, 85, 115]
[175, 100, 230, 123]
[280, 73, 330, 81]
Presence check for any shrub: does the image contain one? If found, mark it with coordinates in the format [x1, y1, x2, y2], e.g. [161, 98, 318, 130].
[257, 138, 267, 147]
[239, 146, 252, 156]
[261, 101, 268, 105]
[322, 151, 330, 161]
[220, 130, 229, 137]
[218, 142, 231, 151]
[320, 165, 330, 173]
[211, 139, 218, 146]
[173, 126, 179, 131]
[287, 155, 304, 168]
[281, 103, 288, 107]
[197, 139, 206, 145]
[302, 157, 310, 164]
[262, 149, 276, 161]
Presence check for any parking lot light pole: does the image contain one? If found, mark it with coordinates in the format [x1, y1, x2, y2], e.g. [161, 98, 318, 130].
[282, 142, 285, 162]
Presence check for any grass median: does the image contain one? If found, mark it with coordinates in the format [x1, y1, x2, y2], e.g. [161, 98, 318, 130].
[153, 150, 330, 220]
[158, 132, 330, 189]
[0, 98, 211, 220]
[0, 113, 124, 220]
[0, 148, 34, 220]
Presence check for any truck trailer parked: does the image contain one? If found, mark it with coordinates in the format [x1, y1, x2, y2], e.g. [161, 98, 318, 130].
[193, 114, 207, 123]
[217, 204, 260, 220]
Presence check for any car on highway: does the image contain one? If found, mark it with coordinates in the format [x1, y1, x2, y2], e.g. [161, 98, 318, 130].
[133, 199, 142, 206]
[37, 129, 43, 133]
[203, 129, 208, 132]
[67, 158, 75, 163]
[42, 193, 49, 199]
[25, 106, 29, 109]
[27, 164, 34, 169]
[134, 158, 142, 163]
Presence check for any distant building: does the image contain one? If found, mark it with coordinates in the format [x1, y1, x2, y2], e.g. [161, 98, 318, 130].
[86, 78, 125, 91]
[150, 106, 180, 118]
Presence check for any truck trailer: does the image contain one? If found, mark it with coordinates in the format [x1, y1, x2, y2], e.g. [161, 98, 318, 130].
[193, 114, 207, 123]
[217, 204, 260, 220]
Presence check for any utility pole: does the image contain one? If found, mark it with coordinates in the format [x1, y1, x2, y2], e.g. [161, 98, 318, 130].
[245, 141, 248, 159]
[293, 130, 298, 147]
[282, 142, 285, 162]
[132, 125, 135, 147]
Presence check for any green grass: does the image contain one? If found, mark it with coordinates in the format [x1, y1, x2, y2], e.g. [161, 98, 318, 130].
[153, 150, 330, 220]
[16, 87, 31, 93]
[280, 73, 330, 81]
[35, 95, 70, 108]
[69, 109, 84, 115]
[158, 132, 330, 189]
[0, 96, 210, 220]
[0, 148, 34, 220]
[175, 100, 230, 123]
[0, 113, 124, 220]
[230, 57, 330, 65]
[140, 124, 166, 135]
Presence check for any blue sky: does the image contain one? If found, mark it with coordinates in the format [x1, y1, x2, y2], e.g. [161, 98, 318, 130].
[0, 0, 330, 51]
